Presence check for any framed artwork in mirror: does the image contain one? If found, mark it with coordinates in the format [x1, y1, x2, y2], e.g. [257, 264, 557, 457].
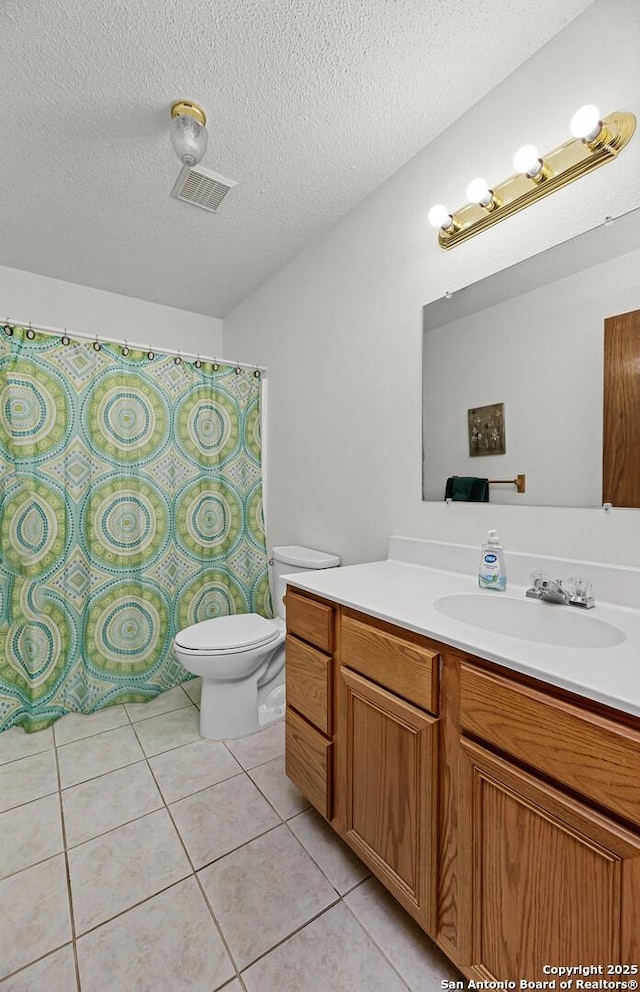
[468, 402, 505, 456]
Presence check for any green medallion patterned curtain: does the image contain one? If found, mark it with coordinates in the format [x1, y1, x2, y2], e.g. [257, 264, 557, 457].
[0, 325, 271, 733]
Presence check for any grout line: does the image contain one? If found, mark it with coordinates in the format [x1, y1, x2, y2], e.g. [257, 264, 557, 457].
[282, 815, 369, 899]
[63, 799, 166, 853]
[237, 897, 342, 975]
[0, 746, 54, 768]
[130, 718, 245, 987]
[339, 898, 415, 992]
[72, 874, 193, 941]
[52, 732, 82, 991]
[162, 768, 245, 808]
[0, 941, 76, 986]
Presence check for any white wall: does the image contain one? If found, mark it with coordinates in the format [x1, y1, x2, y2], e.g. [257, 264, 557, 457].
[423, 248, 640, 506]
[223, 0, 640, 567]
[0, 264, 223, 357]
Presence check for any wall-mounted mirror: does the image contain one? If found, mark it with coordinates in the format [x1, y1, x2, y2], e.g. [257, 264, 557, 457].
[422, 207, 640, 507]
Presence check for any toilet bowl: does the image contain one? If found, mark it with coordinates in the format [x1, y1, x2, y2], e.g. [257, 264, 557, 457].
[174, 545, 339, 740]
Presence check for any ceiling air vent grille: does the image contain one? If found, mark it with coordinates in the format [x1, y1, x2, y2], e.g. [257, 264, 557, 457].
[171, 165, 237, 213]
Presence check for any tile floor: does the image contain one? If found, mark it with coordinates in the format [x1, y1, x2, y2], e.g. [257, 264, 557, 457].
[0, 680, 461, 991]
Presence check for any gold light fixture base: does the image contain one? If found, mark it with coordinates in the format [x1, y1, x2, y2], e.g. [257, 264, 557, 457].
[438, 111, 636, 250]
[170, 100, 207, 127]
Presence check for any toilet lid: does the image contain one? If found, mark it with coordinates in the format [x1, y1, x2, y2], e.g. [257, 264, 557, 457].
[174, 614, 281, 653]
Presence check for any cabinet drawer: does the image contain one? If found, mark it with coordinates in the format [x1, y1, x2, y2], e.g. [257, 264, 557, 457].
[340, 611, 439, 714]
[459, 662, 640, 826]
[286, 634, 333, 735]
[285, 707, 333, 820]
[286, 590, 334, 653]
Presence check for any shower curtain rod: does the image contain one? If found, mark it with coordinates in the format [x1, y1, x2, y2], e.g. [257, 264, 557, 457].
[2, 315, 267, 373]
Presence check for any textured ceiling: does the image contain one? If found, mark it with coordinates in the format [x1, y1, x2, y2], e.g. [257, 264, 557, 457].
[0, 0, 594, 318]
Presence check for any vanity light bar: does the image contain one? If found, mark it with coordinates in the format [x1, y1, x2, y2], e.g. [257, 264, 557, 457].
[430, 108, 636, 250]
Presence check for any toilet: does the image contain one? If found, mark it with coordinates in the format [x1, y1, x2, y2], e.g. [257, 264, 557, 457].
[174, 546, 340, 740]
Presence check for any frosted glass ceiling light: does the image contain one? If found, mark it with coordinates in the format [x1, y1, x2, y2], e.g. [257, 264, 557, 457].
[431, 106, 635, 250]
[170, 100, 208, 166]
[428, 204, 454, 230]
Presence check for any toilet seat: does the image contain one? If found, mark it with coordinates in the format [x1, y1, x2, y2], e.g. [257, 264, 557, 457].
[174, 613, 282, 655]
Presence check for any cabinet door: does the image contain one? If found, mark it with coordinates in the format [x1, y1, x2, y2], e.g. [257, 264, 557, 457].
[341, 668, 438, 930]
[459, 738, 640, 981]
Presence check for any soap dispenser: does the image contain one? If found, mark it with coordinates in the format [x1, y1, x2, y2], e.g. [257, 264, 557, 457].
[478, 530, 507, 591]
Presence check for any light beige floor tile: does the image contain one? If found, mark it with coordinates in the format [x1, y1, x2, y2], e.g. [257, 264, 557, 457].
[248, 756, 310, 820]
[241, 902, 408, 992]
[0, 793, 63, 879]
[0, 726, 54, 765]
[133, 705, 200, 757]
[181, 677, 201, 706]
[125, 686, 193, 723]
[288, 808, 369, 894]
[77, 877, 234, 992]
[68, 808, 191, 934]
[149, 738, 241, 805]
[171, 773, 279, 869]
[224, 720, 285, 770]
[57, 725, 144, 789]
[0, 855, 72, 981]
[0, 944, 77, 991]
[345, 878, 461, 990]
[62, 761, 163, 848]
[0, 749, 58, 814]
[199, 824, 337, 969]
[53, 705, 129, 745]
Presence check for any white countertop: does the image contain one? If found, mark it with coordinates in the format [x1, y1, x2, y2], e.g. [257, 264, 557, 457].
[284, 555, 640, 719]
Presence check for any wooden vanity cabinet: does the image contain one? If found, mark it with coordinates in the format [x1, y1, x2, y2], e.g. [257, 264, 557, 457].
[457, 659, 640, 979]
[284, 589, 336, 821]
[284, 587, 640, 980]
[339, 609, 440, 931]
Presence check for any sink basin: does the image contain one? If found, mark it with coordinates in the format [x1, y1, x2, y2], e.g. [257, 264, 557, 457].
[433, 594, 625, 649]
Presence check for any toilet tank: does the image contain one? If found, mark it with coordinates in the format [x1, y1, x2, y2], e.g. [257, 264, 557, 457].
[271, 546, 340, 618]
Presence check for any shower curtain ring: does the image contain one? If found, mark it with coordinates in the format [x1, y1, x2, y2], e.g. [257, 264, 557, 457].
[122, 339, 129, 356]
[147, 347, 155, 360]
[26, 323, 35, 340]
[93, 335, 101, 352]
[194, 355, 202, 369]
[61, 329, 70, 346]
[174, 350, 182, 365]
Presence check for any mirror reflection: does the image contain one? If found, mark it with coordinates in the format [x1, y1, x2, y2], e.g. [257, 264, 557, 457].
[422, 208, 640, 508]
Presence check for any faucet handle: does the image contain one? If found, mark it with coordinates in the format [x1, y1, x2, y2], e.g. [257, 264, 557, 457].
[530, 569, 551, 589]
[567, 575, 595, 608]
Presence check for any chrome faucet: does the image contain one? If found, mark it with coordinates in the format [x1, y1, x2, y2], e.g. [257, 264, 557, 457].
[525, 572, 595, 609]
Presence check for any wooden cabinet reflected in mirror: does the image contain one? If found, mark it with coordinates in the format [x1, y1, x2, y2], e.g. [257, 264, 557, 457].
[603, 309, 640, 507]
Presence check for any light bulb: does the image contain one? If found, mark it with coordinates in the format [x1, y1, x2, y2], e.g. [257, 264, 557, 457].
[513, 144, 542, 177]
[170, 114, 208, 166]
[466, 177, 493, 207]
[428, 204, 453, 229]
[570, 105, 602, 142]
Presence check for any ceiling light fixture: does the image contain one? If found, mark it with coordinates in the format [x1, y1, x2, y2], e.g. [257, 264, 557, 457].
[170, 100, 208, 167]
[429, 106, 636, 250]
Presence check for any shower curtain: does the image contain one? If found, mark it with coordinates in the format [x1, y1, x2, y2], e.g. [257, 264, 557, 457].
[0, 325, 272, 732]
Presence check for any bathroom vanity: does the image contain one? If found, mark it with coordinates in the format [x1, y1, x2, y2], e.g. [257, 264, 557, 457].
[283, 540, 640, 983]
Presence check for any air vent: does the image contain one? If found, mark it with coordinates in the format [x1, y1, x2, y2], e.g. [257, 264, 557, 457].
[171, 165, 237, 213]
